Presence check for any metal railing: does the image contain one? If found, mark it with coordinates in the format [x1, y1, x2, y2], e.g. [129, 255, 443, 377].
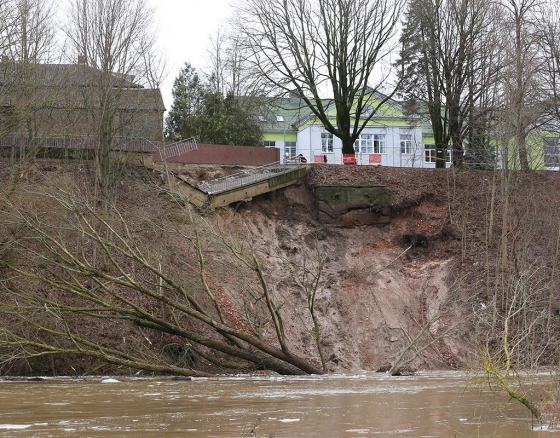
[197, 162, 300, 195]
[156, 137, 198, 160]
[0, 135, 163, 152]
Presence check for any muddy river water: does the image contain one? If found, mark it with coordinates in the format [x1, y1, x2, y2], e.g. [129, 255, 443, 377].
[0, 371, 559, 437]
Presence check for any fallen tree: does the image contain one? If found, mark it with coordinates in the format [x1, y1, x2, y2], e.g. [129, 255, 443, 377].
[0, 175, 322, 376]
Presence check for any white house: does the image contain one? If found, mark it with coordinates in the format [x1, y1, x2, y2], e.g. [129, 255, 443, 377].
[259, 93, 443, 168]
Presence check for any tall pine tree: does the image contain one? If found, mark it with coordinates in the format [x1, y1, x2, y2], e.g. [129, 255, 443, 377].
[165, 62, 205, 141]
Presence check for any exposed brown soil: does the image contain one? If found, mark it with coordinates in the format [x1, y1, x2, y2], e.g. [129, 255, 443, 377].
[165, 164, 482, 371]
[212, 164, 560, 372]
[2, 160, 560, 375]
[226, 166, 464, 372]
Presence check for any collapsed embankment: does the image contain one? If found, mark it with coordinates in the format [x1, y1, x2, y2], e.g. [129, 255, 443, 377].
[1, 161, 559, 375]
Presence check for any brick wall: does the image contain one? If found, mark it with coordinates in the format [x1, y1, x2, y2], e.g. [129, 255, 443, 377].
[159, 144, 280, 166]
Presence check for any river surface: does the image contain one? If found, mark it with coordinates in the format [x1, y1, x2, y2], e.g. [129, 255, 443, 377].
[0, 371, 559, 437]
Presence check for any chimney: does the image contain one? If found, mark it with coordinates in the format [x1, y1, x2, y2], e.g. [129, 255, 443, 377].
[77, 55, 86, 65]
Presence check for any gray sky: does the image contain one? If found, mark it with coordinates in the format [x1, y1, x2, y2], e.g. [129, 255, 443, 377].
[149, 0, 234, 110]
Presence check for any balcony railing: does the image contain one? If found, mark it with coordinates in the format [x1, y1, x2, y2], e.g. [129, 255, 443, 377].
[0, 135, 164, 152]
[155, 138, 198, 160]
[197, 162, 300, 195]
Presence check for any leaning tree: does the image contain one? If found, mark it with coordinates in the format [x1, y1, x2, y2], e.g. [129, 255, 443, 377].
[0, 175, 323, 376]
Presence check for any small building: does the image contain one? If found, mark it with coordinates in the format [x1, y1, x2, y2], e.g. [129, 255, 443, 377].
[257, 93, 560, 170]
[258, 92, 452, 168]
[0, 59, 165, 153]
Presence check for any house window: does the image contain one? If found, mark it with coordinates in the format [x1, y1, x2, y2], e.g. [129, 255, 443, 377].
[263, 140, 276, 147]
[425, 144, 436, 163]
[285, 141, 296, 158]
[544, 137, 560, 168]
[321, 133, 333, 153]
[425, 144, 452, 163]
[354, 134, 372, 153]
[354, 133, 385, 154]
[358, 134, 373, 154]
[400, 134, 413, 154]
[373, 134, 386, 153]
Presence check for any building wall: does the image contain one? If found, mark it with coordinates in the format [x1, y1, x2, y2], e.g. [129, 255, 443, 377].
[263, 132, 298, 142]
[18, 107, 164, 142]
[118, 109, 164, 141]
[495, 132, 554, 171]
[292, 123, 426, 167]
[162, 143, 280, 166]
[0, 89, 164, 143]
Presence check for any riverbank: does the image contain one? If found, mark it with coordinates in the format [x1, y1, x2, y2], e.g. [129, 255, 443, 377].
[1, 160, 560, 376]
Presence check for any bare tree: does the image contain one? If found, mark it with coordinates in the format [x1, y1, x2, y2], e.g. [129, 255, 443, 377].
[538, 1, 560, 126]
[498, 0, 548, 171]
[204, 27, 267, 143]
[462, 160, 560, 422]
[388, 298, 462, 375]
[262, 239, 329, 373]
[207, 27, 262, 99]
[398, 0, 503, 168]
[0, 0, 61, 189]
[0, 1, 20, 162]
[0, 0, 56, 130]
[291, 248, 328, 373]
[0, 180, 322, 376]
[476, 264, 548, 420]
[236, 0, 405, 157]
[207, 28, 227, 97]
[64, 0, 162, 198]
[6, 0, 55, 63]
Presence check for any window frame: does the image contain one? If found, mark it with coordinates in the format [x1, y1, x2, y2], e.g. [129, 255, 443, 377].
[285, 141, 297, 158]
[354, 133, 386, 154]
[424, 144, 452, 164]
[424, 144, 436, 163]
[400, 134, 413, 155]
[544, 137, 560, 168]
[373, 134, 386, 154]
[321, 132, 334, 153]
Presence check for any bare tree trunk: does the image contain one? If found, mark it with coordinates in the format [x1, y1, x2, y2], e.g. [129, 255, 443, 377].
[65, 0, 160, 200]
[0, 185, 323, 376]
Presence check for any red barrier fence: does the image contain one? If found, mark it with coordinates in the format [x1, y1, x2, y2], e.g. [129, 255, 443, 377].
[158, 143, 280, 166]
[0, 136, 279, 166]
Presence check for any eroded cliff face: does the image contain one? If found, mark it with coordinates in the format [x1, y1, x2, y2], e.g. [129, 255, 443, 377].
[6, 162, 559, 376]
[5, 162, 460, 376]
[214, 179, 468, 373]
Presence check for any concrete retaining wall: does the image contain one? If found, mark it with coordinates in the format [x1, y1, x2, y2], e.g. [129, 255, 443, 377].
[314, 185, 391, 226]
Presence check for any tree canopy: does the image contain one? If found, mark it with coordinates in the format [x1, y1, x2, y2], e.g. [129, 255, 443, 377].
[165, 62, 263, 146]
[235, 0, 405, 155]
